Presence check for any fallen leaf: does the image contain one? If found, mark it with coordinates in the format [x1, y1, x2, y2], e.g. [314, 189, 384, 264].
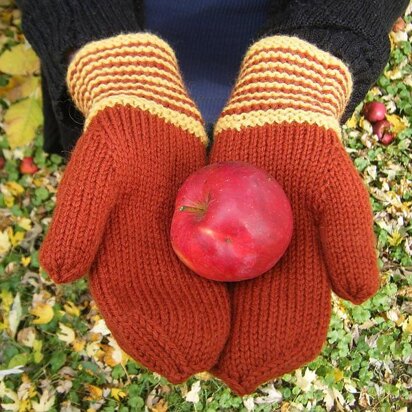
[386, 114, 407, 134]
[30, 303, 54, 324]
[402, 317, 412, 334]
[6, 76, 40, 102]
[84, 385, 103, 401]
[31, 389, 55, 412]
[111, 388, 126, 401]
[4, 97, 43, 148]
[6, 227, 25, 247]
[63, 301, 80, 317]
[3, 181, 24, 196]
[295, 368, 317, 392]
[184, 381, 201, 404]
[57, 323, 75, 344]
[151, 399, 168, 412]
[0, 229, 11, 255]
[8, 292, 22, 338]
[17, 327, 36, 347]
[0, 44, 39, 75]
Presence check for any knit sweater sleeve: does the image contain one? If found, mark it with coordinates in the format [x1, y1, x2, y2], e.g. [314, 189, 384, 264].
[260, 0, 409, 121]
[16, 0, 141, 129]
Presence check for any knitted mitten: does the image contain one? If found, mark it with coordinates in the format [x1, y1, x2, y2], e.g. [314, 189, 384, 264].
[39, 33, 230, 383]
[209, 36, 379, 395]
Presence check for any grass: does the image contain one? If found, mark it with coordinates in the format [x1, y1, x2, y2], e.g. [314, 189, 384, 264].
[0, 2, 411, 411]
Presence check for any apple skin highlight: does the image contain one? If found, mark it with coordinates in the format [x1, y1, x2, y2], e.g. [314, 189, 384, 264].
[170, 161, 293, 282]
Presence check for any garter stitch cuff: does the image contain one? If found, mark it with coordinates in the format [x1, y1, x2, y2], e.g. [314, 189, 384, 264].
[67, 33, 207, 143]
[215, 36, 353, 136]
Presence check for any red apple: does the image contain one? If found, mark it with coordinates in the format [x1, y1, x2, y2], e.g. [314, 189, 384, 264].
[20, 156, 39, 174]
[373, 119, 391, 140]
[363, 101, 387, 123]
[0, 156, 5, 170]
[170, 161, 293, 282]
[380, 133, 395, 146]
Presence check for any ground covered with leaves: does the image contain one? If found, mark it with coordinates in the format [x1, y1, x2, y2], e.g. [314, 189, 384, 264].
[0, 2, 411, 411]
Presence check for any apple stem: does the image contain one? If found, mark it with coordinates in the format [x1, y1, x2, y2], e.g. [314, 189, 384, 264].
[179, 205, 206, 213]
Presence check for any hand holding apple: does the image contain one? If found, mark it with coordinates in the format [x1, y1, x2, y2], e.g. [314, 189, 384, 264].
[171, 161, 293, 282]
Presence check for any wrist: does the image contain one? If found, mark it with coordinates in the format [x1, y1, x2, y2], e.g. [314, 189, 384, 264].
[67, 33, 206, 142]
[216, 35, 353, 137]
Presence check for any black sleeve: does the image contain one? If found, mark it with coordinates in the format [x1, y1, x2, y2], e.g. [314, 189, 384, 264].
[16, 0, 141, 146]
[259, 0, 409, 121]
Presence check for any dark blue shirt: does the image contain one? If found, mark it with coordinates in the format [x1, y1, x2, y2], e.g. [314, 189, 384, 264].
[145, 0, 269, 126]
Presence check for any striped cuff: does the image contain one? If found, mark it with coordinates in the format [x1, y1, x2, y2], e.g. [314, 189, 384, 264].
[67, 33, 207, 143]
[215, 36, 353, 136]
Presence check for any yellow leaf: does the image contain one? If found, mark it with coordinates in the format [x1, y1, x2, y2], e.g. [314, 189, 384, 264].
[18, 398, 31, 412]
[85, 385, 103, 401]
[64, 301, 80, 317]
[195, 371, 213, 381]
[333, 368, 344, 382]
[17, 217, 32, 231]
[151, 399, 168, 412]
[386, 114, 407, 135]
[4, 195, 14, 208]
[0, 229, 11, 255]
[0, 44, 39, 75]
[403, 317, 412, 334]
[21, 256, 31, 267]
[102, 345, 121, 367]
[4, 97, 43, 148]
[111, 388, 126, 401]
[0, 289, 13, 312]
[30, 303, 54, 325]
[6, 227, 25, 247]
[57, 323, 75, 344]
[33, 339, 43, 363]
[345, 113, 358, 129]
[72, 339, 86, 352]
[388, 230, 404, 246]
[5, 181, 24, 196]
[0, 75, 20, 97]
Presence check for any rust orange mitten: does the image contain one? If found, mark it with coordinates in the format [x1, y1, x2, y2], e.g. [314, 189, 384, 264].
[39, 33, 230, 383]
[209, 36, 380, 395]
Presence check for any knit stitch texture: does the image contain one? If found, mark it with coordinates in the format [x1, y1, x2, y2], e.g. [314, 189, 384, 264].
[209, 35, 380, 395]
[39, 33, 231, 383]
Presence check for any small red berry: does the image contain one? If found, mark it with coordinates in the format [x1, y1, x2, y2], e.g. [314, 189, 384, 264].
[380, 133, 395, 146]
[20, 157, 39, 174]
[373, 119, 392, 140]
[363, 101, 387, 123]
[392, 17, 406, 33]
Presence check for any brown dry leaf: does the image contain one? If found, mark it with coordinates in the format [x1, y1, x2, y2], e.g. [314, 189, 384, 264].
[0, 43, 39, 75]
[150, 399, 168, 412]
[4, 97, 43, 148]
[17, 327, 36, 347]
[6, 76, 41, 102]
[84, 384, 103, 401]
